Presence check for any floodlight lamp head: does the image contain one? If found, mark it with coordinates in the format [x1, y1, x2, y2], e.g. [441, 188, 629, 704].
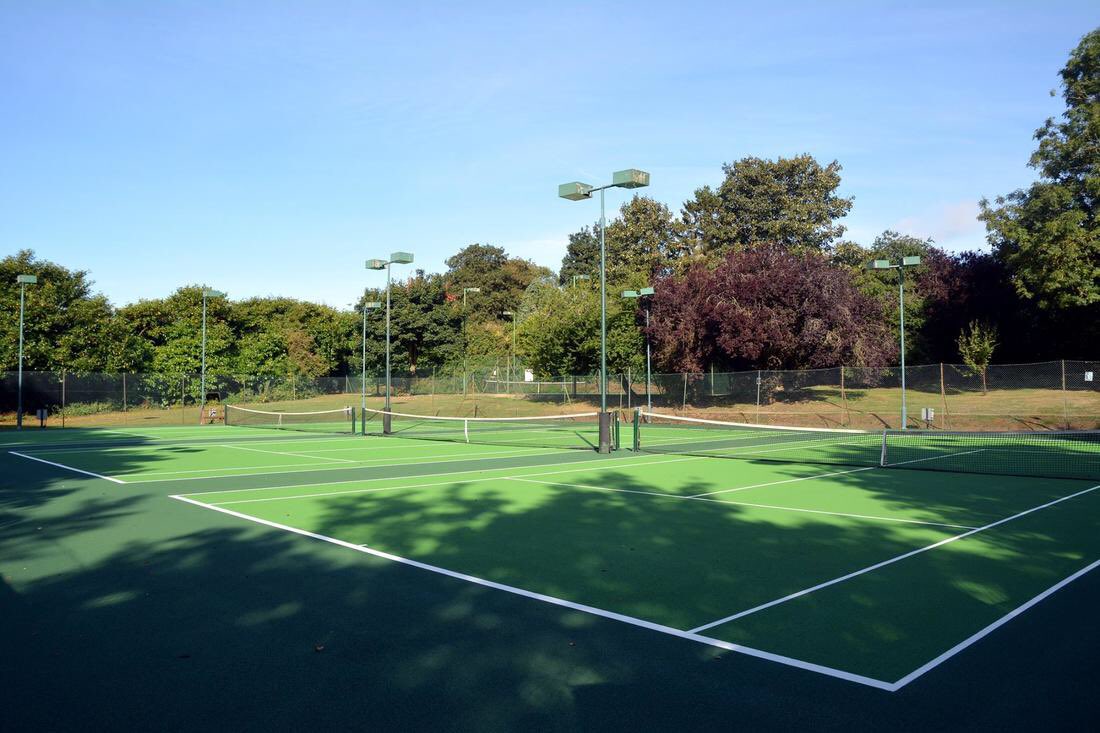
[902, 255, 922, 267]
[621, 290, 638, 298]
[365, 301, 382, 309]
[558, 182, 594, 201]
[502, 310, 514, 316]
[16, 274, 37, 285]
[869, 260, 893, 270]
[366, 259, 387, 270]
[465, 287, 481, 293]
[639, 286, 655, 296]
[612, 169, 650, 189]
[202, 289, 225, 298]
[390, 251, 414, 265]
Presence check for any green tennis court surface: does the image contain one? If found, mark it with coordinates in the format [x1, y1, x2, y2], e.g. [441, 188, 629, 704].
[6, 419, 1099, 695]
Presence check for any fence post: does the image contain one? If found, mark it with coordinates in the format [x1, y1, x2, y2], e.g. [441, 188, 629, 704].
[755, 370, 762, 423]
[840, 366, 848, 426]
[122, 372, 127, 413]
[61, 370, 66, 429]
[1062, 359, 1069, 429]
[939, 363, 949, 429]
[682, 373, 688, 410]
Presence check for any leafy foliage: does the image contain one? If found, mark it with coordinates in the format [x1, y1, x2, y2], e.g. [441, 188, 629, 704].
[647, 247, 894, 372]
[681, 155, 853, 258]
[958, 321, 999, 394]
[979, 29, 1100, 310]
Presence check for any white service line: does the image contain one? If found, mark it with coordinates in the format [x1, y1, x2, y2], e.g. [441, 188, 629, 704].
[508, 478, 976, 530]
[689, 466, 878, 498]
[8, 451, 126, 484]
[687, 483, 1100, 634]
[169, 494, 896, 692]
[218, 444, 357, 463]
[181, 451, 660, 497]
[206, 456, 704, 506]
[126, 446, 570, 483]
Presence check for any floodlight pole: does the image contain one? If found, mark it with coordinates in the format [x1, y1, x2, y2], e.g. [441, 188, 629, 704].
[869, 257, 920, 430]
[367, 252, 413, 432]
[558, 169, 650, 423]
[571, 274, 590, 288]
[199, 289, 224, 423]
[502, 311, 516, 392]
[361, 301, 381, 423]
[15, 275, 36, 429]
[462, 287, 480, 396]
[622, 287, 655, 413]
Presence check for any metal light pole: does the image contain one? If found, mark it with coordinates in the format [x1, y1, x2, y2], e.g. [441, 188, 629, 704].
[15, 274, 37, 430]
[461, 287, 481, 396]
[502, 310, 516, 392]
[361, 300, 382, 425]
[559, 169, 650, 425]
[199, 289, 225, 423]
[367, 252, 413, 432]
[622, 286, 655, 412]
[869, 256, 921, 429]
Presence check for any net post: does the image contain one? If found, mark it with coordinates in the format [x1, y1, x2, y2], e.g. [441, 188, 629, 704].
[383, 411, 392, 435]
[598, 412, 612, 454]
[633, 407, 641, 452]
[612, 410, 620, 450]
[879, 430, 888, 466]
[350, 406, 357, 435]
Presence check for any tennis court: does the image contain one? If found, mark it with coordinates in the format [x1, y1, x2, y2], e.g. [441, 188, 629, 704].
[7, 407, 1099, 692]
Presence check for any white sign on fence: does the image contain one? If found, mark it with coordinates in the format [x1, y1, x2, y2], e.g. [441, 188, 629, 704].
[1086, 372, 1094, 382]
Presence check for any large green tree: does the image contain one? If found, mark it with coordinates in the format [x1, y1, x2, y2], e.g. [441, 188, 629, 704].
[445, 244, 550, 322]
[559, 196, 684, 284]
[681, 154, 853, 257]
[979, 28, 1100, 309]
[0, 250, 117, 372]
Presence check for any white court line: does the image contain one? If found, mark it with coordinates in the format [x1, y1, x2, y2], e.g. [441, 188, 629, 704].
[689, 466, 878, 498]
[126, 446, 571, 483]
[180, 451, 662, 497]
[889, 556, 1100, 689]
[687, 449, 989, 500]
[508, 478, 976, 530]
[218, 444, 356, 463]
[688, 483, 1100, 634]
[207, 456, 703, 506]
[169, 494, 895, 691]
[8, 451, 126, 484]
[23, 435, 362, 454]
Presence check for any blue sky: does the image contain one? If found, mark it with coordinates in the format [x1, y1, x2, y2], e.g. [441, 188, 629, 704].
[2, 1, 1096, 308]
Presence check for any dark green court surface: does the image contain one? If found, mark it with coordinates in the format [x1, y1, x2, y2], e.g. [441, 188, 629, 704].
[3, 423, 1099, 731]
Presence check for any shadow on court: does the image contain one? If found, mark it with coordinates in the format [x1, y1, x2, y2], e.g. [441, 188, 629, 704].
[3, 450, 1100, 732]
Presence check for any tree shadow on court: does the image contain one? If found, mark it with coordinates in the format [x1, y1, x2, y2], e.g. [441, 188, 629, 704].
[4, 449, 1100, 731]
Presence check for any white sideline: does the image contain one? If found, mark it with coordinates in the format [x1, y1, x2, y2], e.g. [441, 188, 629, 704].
[218, 444, 356, 463]
[889, 556, 1100, 689]
[508, 477, 977, 530]
[8, 451, 126, 484]
[169, 494, 896, 691]
[688, 483, 1100, 634]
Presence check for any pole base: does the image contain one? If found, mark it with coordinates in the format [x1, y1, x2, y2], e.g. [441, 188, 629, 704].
[383, 411, 392, 435]
[598, 412, 613, 454]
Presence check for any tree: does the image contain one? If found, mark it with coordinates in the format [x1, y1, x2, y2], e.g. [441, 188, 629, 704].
[559, 196, 684, 285]
[647, 246, 894, 372]
[979, 29, 1100, 310]
[445, 244, 550, 322]
[0, 250, 117, 372]
[681, 155, 853, 257]
[957, 321, 998, 394]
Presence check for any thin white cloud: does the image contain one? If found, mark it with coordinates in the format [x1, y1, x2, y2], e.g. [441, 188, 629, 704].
[894, 200, 985, 250]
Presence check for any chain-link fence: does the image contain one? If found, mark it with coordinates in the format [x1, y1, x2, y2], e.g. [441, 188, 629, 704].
[3, 360, 1098, 430]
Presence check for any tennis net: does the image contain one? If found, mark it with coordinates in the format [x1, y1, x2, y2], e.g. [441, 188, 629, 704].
[635, 410, 1100, 481]
[362, 408, 611, 451]
[225, 405, 357, 434]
